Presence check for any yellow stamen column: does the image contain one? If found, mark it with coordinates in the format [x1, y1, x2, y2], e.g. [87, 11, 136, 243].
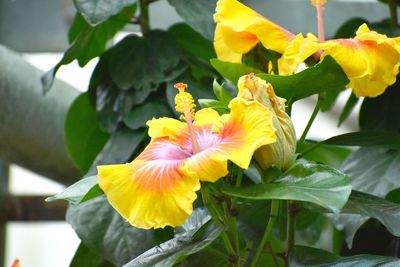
[174, 83, 201, 154]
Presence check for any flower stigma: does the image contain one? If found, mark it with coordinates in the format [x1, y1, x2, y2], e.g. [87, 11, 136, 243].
[310, 0, 326, 41]
[174, 82, 201, 154]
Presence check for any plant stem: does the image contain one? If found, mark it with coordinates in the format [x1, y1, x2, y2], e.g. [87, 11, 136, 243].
[388, 0, 398, 29]
[298, 95, 323, 145]
[139, 0, 150, 35]
[286, 201, 297, 264]
[250, 200, 280, 267]
[201, 186, 236, 257]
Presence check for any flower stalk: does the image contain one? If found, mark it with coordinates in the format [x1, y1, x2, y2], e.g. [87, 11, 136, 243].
[139, 0, 150, 35]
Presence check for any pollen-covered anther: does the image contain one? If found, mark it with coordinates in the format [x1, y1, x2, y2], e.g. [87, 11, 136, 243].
[174, 83, 196, 121]
[310, 0, 327, 6]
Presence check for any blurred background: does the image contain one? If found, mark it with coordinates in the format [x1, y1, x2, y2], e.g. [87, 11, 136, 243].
[0, 0, 393, 266]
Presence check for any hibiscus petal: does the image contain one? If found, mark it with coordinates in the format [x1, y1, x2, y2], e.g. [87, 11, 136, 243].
[98, 139, 200, 229]
[214, 0, 294, 57]
[182, 98, 276, 182]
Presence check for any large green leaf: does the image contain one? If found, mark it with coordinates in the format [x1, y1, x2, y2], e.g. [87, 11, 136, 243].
[337, 191, 400, 237]
[70, 242, 102, 267]
[167, 0, 215, 40]
[123, 99, 173, 130]
[257, 56, 349, 103]
[360, 82, 400, 133]
[290, 246, 400, 266]
[297, 142, 352, 168]
[331, 147, 400, 247]
[74, 0, 136, 25]
[222, 161, 352, 213]
[67, 196, 154, 266]
[88, 124, 145, 174]
[46, 175, 98, 205]
[302, 131, 400, 154]
[65, 93, 109, 173]
[168, 23, 216, 61]
[109, 30, 184, 91]
[123, 220, 223, 267]
[210, 59, 263, 85]
[41, 6, 135, 94]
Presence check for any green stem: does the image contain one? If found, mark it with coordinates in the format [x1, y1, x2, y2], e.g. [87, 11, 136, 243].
[388, 0, 398, 29]
[139, 0, 150, 35]
[298, 95, 323, 145]
[286, 201, 297, 264]
[235, 168, 243, 187]
[201, 186, 236, 257]
[250, 200, 280, 267]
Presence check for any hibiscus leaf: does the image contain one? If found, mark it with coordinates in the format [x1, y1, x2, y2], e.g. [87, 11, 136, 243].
[222, 161, 352, 213]
[257, 56, 349, 104]
[360, 82, 400, 133]
[329, 147, 400, 248]
[210, 59, 263, 85]
[290, 246, 400, 266]
[67, 196, 154, 266]
[65, 93, 109, 173]
[329, 190, 400, 248]
[70, 242, 102, 267]
[167, 0, 215, 41]
[109, 30, 184, 90]
[46, 175, 98, 205]
[41, 5, 136, 94]
[74, 0, 136, 25]
[123, 219, 223, 267]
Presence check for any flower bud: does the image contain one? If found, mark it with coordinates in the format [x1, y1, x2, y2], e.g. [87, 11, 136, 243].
[237, 74, 296, 170]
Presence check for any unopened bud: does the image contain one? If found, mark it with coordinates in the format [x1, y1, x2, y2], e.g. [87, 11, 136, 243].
[237, 74, 296, 170]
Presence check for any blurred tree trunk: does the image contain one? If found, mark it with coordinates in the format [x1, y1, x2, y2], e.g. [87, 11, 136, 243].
[0, 44, 82, 185]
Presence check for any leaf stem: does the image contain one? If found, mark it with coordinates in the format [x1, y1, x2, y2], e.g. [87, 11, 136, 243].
[250, 199, 280, 267]
[388, 0, 398, 30]
[139, 0, 150, 35]
[201, 186, 236, 257]
[285, 200, 298, 264]
[298, 95, 323, 145]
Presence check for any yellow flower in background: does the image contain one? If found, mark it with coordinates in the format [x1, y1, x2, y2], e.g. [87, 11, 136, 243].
[279, 24, 400, 97]
[214, 0, 295, 63]
[238, 74, 296, 170]
[97, 83, 276, 229]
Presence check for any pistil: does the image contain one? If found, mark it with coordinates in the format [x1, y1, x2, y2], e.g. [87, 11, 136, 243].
[174, 83, 201, 154]
[311, 0, 326, 41]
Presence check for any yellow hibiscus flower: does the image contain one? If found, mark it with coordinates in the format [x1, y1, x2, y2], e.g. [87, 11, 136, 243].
[97, 83, 276, 229]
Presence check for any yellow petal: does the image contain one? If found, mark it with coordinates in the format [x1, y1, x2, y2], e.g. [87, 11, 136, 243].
[98, 139, 200, 229]
[214, 0, 294, 60]
[147, 117, 185, 138]
[214, 24, 243, 63]
[193, 108, 221, 126]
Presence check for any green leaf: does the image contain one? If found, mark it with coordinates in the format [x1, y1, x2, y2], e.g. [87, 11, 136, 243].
[65, 93, 109, 173]
[213, 79, 233, 104]
[167, 0, 215, 40]
[123, 221, 223, 267]
[303, 131, 400, 152]
[88, 124, 145, 174]
[46, 175, 98, 205]
[74, 0, 136, 25]
[290, 246, 400, 266]
[338, 92, 359, 126]
[109, 31, 183, 90]
[168, 23, 216, 61]
[67, 196, 154, 266]
[334, 17, 369, 39]
[297, 142, 351, 168]
[222, 161, 352, 213]
[257, 56, 349, 104]
[70, 242, 102, 267]
[123, 99, 173, 130]
[210, 59, 263, 85]
[332, 147, 400, 247]
[41, 6, 136, 94]
[360, 82, 400, 133]
[339, 191, 400, 237]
